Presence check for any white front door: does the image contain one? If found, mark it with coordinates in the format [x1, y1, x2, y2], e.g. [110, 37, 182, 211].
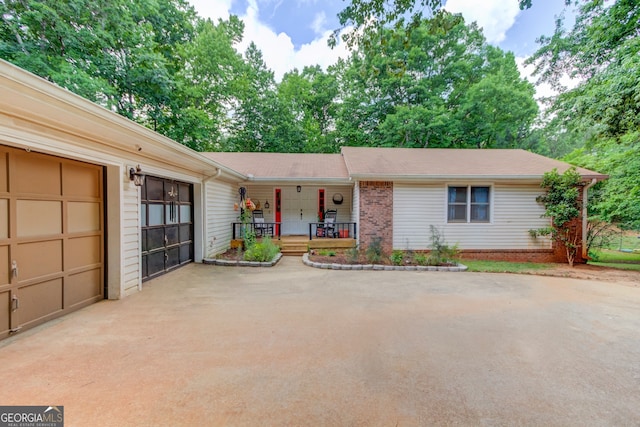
[281, 186, 318, 235]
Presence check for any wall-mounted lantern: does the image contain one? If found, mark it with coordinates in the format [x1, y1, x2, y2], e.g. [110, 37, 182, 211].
[297, 185, 301, 193]
[129, 165, 145, 187]
[264, 200, 270, 209]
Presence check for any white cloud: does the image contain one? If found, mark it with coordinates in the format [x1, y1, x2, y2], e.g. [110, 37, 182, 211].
[188, 0, 231, 22]
[188, 0, 349, 81]
[311, 11, 327, 35]
[444, 0, 521, 43]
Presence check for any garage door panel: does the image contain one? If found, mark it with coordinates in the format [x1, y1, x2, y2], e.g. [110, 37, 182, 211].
[0, 291, 9, 335]
[68, 202, 100, 233]
[146, 177, 164, 201]
[17, 200, 62, 237]
[65, 269, 101, 308]
[0, 245, 9, 286]
[0, 151, 7, 193]
[166, 225, 179, 245]
[18, 278, 63, 326]
[166, 247, 180, 270]
[17, 240, 63, 281]
[66, 236, 100, 270]
[146, 252, 165, 277]
[146, 228, 165, 252]
[179, 224, 191, 243]
[179, 244, 192, 264]
[63, 163, 101, 198]
[14, 153, 61, 195]
[0, 199, 7, 239]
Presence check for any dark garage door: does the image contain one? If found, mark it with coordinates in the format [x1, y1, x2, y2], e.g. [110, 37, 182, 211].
[141, 176, 193, 281]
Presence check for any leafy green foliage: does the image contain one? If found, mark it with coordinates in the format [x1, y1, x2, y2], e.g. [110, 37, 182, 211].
[390, 250, 404, 266]
[532, 168, 583, 266]
[427, 225, 459, 265]
[528, 0, 639, 229]
[334, 15, 537, 149]
[412, 252, 428, 266]
[365, 237, 384, 263]
[330, 0, 535, 49]
[243, 236, 280, 262]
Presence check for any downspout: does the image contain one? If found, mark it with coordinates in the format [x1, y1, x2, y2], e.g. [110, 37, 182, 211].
[582, 178, 597, 260]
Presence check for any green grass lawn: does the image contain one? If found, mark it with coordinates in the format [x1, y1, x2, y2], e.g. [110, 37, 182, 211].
[462, 260, 555, 273]
[589, 249, 640, 271]
[604, 232, 640, 251]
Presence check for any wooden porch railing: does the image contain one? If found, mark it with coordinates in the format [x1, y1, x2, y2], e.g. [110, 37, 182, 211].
[232, 222, 281, 240]
[309, 222, 357, 240]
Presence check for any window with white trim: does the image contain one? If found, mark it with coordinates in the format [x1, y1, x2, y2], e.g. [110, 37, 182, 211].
[447, 186, 490, 223]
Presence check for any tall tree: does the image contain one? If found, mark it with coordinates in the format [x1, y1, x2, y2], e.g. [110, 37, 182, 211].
[528, 0, 640, 228]
[334, 14, 537, 149]
[226, 42, 281, 152]
[0, 0, 199, 139]
[164, 16, 245, 151]
[330, 0, 536, 48]
[278, 66, 339, 152]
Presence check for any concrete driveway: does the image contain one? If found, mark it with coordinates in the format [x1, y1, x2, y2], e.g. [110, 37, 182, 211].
[1, 257, 639, 426]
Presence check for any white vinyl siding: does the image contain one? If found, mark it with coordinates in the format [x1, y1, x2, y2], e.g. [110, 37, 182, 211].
[352, 182, 360, 244]
[205, 179, 238, 257]
[393, 183, 552, 250]
[122, 182, 141, 296]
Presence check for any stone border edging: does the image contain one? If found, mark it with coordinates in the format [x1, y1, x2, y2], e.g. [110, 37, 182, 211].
[302, 253, 467, 272]
[203, 252, 283, 267]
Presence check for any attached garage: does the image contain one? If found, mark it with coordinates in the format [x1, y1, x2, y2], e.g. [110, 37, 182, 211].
[0, 145, 103, 339]
[0, 59, 244, 342]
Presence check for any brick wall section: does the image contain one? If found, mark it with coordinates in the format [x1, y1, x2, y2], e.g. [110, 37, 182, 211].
[359, 181, 393, 255]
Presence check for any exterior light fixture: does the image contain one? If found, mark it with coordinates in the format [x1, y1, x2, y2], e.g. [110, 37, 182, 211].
[264, 200, 270, 209]
[129, 165, 145, 187]
[297, 185, 301, 193]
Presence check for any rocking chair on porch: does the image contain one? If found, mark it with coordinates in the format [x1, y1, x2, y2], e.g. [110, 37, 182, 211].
[318, 209, 338, 238]
[252, 210, 273, 237]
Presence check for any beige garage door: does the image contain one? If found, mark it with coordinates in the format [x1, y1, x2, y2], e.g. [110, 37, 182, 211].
[0, 146, 104, 341]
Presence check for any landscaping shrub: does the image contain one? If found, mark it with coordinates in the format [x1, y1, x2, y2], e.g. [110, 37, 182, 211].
[243, 237, 280, 262]
[428, 225, 459, 265]
[366, 237, 384, 263]
[413, 252, 427, 266]
[390, 250, 404, 265]
[346, 246, 360, 263]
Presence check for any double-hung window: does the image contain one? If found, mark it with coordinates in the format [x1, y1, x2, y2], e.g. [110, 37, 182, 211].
[447, 186, 490, 223]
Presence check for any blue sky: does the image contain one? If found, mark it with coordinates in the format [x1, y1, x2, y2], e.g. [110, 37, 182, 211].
[188, 0, 576, 94]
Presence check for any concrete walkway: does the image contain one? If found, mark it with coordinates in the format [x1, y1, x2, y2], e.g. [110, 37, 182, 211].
[1, 257, 639, 426]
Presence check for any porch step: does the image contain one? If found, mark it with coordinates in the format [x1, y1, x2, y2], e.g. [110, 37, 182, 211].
[281, 250, 307, 256]
[275, 235, 357, 256]
[279, 244, 309, 256]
